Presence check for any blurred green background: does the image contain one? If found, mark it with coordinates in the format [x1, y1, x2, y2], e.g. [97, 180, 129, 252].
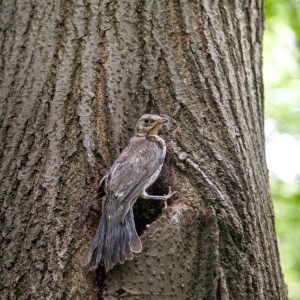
[264, 0, 300, 299]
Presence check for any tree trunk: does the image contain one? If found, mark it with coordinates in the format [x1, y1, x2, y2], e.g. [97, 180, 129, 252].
[0, 0, 287, 299]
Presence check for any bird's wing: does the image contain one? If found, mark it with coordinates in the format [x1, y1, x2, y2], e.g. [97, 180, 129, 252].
[106, 136, 165, 222]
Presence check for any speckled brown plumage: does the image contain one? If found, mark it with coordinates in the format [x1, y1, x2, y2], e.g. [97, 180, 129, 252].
[84, 114, 177, 271]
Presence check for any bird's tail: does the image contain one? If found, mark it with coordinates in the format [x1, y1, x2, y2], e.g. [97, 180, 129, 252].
[83, 200, 142, 271]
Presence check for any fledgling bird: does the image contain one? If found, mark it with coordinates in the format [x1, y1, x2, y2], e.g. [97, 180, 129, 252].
[84, 114, 177, 272]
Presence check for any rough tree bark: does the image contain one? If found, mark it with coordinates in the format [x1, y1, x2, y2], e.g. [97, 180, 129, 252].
[0, 0, 287, 299]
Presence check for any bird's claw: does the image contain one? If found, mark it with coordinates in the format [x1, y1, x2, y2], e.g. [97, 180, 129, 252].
[166, 186, 179, 199]
[87, 194, 98, 208]
[162, 186, 179, 216]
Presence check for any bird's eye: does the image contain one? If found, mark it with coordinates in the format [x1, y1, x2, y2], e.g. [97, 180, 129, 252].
[144, 118, 149, 124]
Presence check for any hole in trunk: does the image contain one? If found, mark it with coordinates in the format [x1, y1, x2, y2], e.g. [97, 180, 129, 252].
[96, 264, 106, 300]
[133, 176, 169, 235]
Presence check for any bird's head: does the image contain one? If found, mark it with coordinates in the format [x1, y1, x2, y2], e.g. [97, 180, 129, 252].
[135, 114, 168, 137]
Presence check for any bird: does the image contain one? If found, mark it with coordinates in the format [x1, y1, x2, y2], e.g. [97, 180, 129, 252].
[83, 114, 177, 272]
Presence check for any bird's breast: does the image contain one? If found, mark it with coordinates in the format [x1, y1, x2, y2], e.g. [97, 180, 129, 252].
[143, 165, 163, 191]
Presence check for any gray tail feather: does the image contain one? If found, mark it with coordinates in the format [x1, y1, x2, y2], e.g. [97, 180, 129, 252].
[83, 203, 142, 271]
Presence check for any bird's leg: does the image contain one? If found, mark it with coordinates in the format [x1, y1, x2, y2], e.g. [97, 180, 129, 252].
[87, 188, 106, 208]
[86, 176, 107, 208]
[140, 186, 178, 210]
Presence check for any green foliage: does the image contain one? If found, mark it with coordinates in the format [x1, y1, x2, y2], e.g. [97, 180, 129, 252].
[265, 0, 300, 38]
[264, 1, 300, 299]
[264, 0, 300, 136]
[270, 176, 300, 299]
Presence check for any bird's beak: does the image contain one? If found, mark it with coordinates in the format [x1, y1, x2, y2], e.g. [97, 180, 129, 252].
[157, 118, 168, 124]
